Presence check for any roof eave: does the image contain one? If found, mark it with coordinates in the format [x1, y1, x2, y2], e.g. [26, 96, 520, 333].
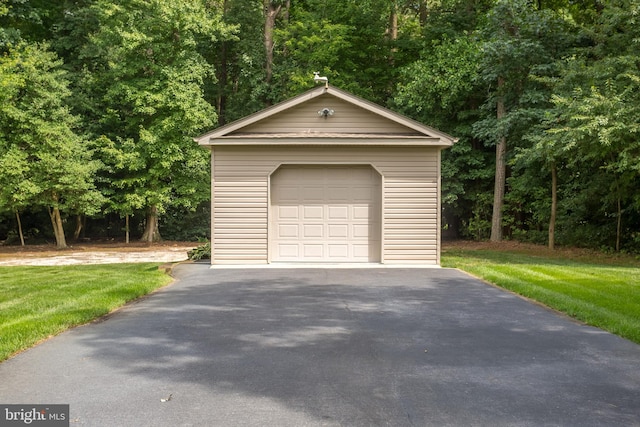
[198, 136, 453, 147]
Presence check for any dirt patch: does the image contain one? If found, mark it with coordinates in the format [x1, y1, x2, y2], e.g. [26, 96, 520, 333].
[0, 241, 199, 266]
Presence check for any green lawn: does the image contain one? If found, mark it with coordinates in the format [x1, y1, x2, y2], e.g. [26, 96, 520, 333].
[0, 263, 172, 362]
[442, 248, 640, 344]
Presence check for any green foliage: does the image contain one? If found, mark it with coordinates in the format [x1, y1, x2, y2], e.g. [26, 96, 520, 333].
[74, 0, 231, 235]
[394, 23, 493, 237]
[161, 202, 210, 242]
[460, 191, 493, 241]
[473, 0, 573, 145]
[396, 35, 482, 126]
[0, 42, 102, 245]
[0, 0, 61, 47]
[517, 0, 640, 251]
[503, 160, 551, 244]
[1, 0, 639, 252]
[209, 0, 265, 123]
[188, 241, 211, 261]
[274, 14, 352, 96]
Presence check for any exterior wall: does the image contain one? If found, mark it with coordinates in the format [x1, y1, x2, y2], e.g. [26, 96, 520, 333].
[238, 95, 421, 135]
[211, 145, 440, 265]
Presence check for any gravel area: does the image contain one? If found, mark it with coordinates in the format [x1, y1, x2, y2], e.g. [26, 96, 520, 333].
[0, 243, 197, 266]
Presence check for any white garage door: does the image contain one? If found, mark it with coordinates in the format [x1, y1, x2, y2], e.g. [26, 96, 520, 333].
[270, 165, 381, 262]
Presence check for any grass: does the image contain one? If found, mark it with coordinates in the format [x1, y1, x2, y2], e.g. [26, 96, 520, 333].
[0, 263, 172, 362]
[442, 246, 640, 344]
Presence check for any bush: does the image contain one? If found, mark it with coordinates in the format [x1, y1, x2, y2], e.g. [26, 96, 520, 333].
[188, 241, 211, 261]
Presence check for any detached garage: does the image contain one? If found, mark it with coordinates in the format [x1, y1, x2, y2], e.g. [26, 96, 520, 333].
[195, 85, 456, 266]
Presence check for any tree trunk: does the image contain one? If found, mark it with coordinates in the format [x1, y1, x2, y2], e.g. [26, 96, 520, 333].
[548, 162, 557, 250]
[15, 210, 25, 246]
[125, 214, 130, 244]
[491, 76, 507, 242]
[48, 203, 68, 249]
[616, 195, 622, 252]
[418, 0, 428, 26]
[140, 205, 162, 243]
[73, 214, 83, 240]
[388, 1, 399, 63]
[217, 40, 228, 126]
[263, 1, 282, 85]
[389, 1, 399, 41]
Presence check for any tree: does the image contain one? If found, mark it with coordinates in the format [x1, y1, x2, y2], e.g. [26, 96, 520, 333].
[546, 76, 640, 251]
[78, 0, 232, 242]
[0, 147, 38, 246]
[474, 0, 571, 241]
[518, 0, 640, 252]
[0, 41, 31, 245]
[0, 43, 102, 248]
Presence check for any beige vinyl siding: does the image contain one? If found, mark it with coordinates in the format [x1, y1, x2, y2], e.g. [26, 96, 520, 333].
[212, 176, 268, 263]
[236, 95, 421, 136]
[211, 146, 440, 265]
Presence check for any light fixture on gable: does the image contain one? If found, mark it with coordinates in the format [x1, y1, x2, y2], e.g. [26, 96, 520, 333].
[318, 107, 335, 118]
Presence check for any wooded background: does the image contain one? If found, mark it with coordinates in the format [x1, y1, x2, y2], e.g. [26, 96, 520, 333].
[1, 0, 638, 252]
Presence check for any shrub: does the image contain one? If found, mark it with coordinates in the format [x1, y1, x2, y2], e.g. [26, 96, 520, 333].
[188, 241, 211, 261]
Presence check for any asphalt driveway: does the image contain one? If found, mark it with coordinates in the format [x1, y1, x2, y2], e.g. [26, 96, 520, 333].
[1, 264, 639, 426]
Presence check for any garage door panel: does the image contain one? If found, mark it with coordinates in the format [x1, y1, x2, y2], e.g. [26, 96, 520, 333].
[303, 244, 324, 258]
[277, 185, 299, 201]
[278, 224, 299, 238]
[328, 224, 349, 238]
[271, 165, 380, 263]
[302, 169, 325, 181]
[303, 205, 324, 220]
[353, 186, 375, 202]
[328, 206, 349, 219]
[332, 169, 351, 180]
[352, 224, 370, 238]
[327, 186, 350, 201]
[353, 205, 371, 220]
[277, 206, 298, 219]
[328, 244, 348, 258]
[278, 244, 299, 257]
[303, 224, 324, 238]
[304, 186, 325, 201]
[353, 244, 372, 259]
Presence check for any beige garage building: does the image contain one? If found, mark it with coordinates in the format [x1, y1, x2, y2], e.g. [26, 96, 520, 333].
[195, 85, 456, 266]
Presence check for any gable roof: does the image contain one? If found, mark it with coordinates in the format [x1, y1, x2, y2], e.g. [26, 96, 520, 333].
[195, 85, 457, 147]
